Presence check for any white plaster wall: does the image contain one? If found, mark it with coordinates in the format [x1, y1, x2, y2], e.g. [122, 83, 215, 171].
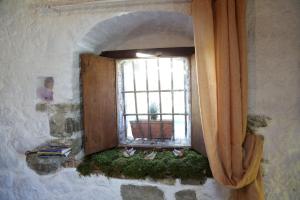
[0, 0, 227, 200]
[248, 0, 300, 199]
[114, 33, 193, 51]
[0, 0, 299, 199]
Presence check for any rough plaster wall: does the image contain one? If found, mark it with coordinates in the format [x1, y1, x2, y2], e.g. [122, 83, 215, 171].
[0, 0, 227, 200]
[248, 0, 300, 199]
[0, 0, 299, 199]
[115, 32, 193, 50]
[78, 11, 194, 52]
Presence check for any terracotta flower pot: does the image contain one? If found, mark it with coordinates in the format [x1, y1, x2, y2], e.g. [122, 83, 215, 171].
[130, 120, 173, 139]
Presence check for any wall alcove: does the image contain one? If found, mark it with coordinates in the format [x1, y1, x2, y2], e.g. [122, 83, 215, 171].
[78, 11, 207, 156]
[78, 11, 194, 53]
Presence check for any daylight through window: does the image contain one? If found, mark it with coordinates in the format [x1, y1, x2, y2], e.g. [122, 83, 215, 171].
[117, 57, 191, 147]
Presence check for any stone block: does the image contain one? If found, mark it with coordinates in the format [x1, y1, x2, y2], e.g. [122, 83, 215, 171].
[48, 103, 82, 138]
[65, 118, 82, 133]
[35, 103, 48, 112]
[175, 190, 197, 200]
[49, 114, 71, 137]
[62, 156, 81, 168]
[26, 153, 67, 175]
[121, 185, 164, 200]
[247, 114, 271, 134]
[65, 118, 75, 133]
[180, 179, 202, 185]
[156, 178, 176, 185]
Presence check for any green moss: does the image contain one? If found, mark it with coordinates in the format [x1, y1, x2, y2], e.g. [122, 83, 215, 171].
[91, 149, 120, 176]
[111, 157, 128, 176]
[77, 159, 93, 176]
[123, 157, 149, 178]
[147, 160, 167, 179]
[76, 149, 211, 184]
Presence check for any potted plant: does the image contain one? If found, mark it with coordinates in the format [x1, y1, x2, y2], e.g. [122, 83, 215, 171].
[130, 103, 173, 139]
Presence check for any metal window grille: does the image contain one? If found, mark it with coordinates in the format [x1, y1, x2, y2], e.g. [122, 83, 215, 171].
[117, 57, 191, 145]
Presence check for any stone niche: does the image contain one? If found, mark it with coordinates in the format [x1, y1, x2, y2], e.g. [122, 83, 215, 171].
[26, 103, 83, 175]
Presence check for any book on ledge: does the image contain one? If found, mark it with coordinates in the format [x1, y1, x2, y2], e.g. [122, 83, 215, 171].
[37, 147, 71, 158]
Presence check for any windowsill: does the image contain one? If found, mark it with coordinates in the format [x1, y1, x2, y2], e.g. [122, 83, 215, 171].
[119, 138, 191, 148]
[77, 148, 211, 183]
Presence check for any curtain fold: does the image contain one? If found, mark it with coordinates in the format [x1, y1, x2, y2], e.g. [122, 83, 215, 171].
[192, 0, 264, 199]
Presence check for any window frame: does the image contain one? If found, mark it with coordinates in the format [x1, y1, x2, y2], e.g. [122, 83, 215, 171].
[116, 57, 192, 147]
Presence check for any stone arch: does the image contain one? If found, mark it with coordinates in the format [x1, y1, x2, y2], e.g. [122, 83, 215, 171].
[78, 11, 194, 54]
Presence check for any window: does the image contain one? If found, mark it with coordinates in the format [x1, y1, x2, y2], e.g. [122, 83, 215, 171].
[117, 57, 191, 147]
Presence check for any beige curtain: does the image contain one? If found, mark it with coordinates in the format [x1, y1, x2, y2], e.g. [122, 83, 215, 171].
[192, 0, 264, 199]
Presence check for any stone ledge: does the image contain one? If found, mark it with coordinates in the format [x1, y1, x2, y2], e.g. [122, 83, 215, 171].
[26, 153, 67, 175]
[180, 179, 203, 185]
[175, 190, 197, 200]
[26, 139, 82, 175]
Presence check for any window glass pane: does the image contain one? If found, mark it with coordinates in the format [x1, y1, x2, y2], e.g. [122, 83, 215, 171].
[174, 115, 185, 139]
[134, 60, 147, 91]
[148, 92, 160, 120]
[126, 115, 136, 139]
[147, 59, 159, 91]
[174, 91, 185, 113]
[161, 92, 172, 113]
[136, 93, 147, 114]
[162, 115, 172, 120]
[125, 93, 135, 114]
[138, 115, 148, 120]
[173, 58, 185, 90]
[159, 58, 171, 90]
[123, 61, 134, 91]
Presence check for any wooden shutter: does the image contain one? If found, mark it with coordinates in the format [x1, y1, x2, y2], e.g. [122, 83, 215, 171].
[191, 54, 207, 155]
[81, 54, 118, 155]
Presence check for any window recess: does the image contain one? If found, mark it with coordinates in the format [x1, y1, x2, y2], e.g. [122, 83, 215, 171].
[81, 48, 205, 155]
[117, 57, 191, 147]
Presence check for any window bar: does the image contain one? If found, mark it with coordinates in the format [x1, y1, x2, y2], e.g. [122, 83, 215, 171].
[145, 60, 151, 139]
[132, 61, 139, 121]
[121, 63, 127, 139]
[184, 59, 187, 138]
[124, 113, 186, 116]
[170, 58, 175, 141]
[157, 58, 163, 139]
[122, 89, 184, 93]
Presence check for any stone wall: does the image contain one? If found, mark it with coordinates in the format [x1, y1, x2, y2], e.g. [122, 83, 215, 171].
[26, 103, 83, 175]
[0, 0, 299, 199]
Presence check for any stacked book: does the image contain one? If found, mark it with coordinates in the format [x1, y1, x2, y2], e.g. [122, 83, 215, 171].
[37, 145, 71, 158]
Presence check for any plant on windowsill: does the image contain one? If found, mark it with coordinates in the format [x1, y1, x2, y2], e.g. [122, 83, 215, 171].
[76, 148, 212, 184]
[130, 103, 173, 140]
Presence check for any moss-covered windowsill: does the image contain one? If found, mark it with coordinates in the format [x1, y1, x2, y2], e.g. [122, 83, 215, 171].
[76, 148, 212, 184]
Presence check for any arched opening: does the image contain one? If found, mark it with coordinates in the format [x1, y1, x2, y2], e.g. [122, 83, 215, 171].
[78, 11, 194, 54]
[79, 10, 204, 154]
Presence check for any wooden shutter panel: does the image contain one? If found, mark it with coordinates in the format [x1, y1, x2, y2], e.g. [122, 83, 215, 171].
[191, 54, 207, 155]
[81, 54, 118, 155]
